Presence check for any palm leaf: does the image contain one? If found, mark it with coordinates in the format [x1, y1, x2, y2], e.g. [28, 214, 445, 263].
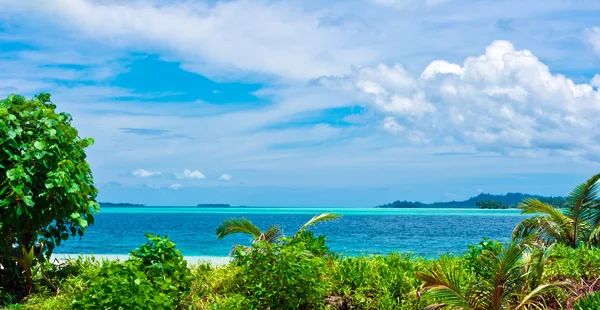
[216, 218, 262, 240]
[415, 260, 473, 309]
[297, 213, 342, 234]
[258, 225, 282, 243]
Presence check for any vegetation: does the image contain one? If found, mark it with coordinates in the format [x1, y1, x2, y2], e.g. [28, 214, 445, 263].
[377, 192, 568, 208]
[476, 200, 509, 209]
[2, 93, 600, 309]
[215, 212, 341, 243]
[0, 94, 98, 301]
[513, 173, 600, 248]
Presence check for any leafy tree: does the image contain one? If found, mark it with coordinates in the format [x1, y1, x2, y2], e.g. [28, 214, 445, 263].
[215, 213, 342, 243]
[513, 173, 600, 248]
[0, 94, 99, 297]
[476, 200, 508, 209]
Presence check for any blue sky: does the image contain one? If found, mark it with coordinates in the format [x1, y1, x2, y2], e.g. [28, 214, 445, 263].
[1, 0, 600, 207]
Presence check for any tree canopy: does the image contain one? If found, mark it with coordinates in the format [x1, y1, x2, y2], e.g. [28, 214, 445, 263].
[0, 93, 99, 295]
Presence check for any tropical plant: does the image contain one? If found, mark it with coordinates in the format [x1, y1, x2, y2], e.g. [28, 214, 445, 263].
[215, 213, 341, 243]
[233, 238, 327, 309]
[512, 173, 600, 248]
[574, 292, 600, 310]
[416, 241, 561, 310]
[0, 93, 98, 298]
[72, 234, 191, 309]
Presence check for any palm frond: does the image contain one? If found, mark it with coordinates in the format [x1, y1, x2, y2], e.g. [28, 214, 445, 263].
[216, 218, 262, 240]
[415, 260, 473, 309]
[297, 213, 342, 234]
[258, 225, 282, 243]
[514, 283, 562, 310]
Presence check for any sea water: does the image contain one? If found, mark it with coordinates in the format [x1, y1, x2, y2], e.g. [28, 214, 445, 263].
[54, 207, 528, 258]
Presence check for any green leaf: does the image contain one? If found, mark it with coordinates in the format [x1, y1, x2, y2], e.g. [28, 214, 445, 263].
[23, 196, 34, 207]
[34, 140, 45, 150]
[7, 114, 16, 121]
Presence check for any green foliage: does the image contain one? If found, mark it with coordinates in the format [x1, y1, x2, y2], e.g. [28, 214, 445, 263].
[288, 230, 331, 257]
[513, 173, 600, 248]
[233, 238, 327, 309]
[575, 292, 600, 310]
[0, 93, 98, 297]
[328, 253, 424, 309]
[216, 213, 341, 244]
[416, 241, 561, 310]
[72, 234, 191, 309]
[476, 200, 509, 209]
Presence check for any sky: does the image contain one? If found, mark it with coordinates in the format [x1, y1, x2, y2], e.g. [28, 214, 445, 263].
[1, 0, 599, 207]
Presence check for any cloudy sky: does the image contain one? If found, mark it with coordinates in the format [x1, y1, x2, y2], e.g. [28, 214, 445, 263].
[1, 0, 599, 207]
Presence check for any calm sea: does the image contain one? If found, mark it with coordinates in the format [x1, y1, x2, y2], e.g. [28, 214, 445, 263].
[54, 207, 528, 258]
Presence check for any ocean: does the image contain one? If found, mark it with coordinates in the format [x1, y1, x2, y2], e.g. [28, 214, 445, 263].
[53, 207, 529, 258]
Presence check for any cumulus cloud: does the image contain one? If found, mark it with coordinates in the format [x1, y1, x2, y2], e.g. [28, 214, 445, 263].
[169, 184, 183, 190]
[175, 169, 206, 180]
[592, 74, 600, 89]
[132, 168, 161, 178]
[586, 27, 600, 55]
[322, 40, 600, 161]
[218, 173, 233, 181]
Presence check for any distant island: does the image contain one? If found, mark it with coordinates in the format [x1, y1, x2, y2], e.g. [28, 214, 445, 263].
[99, 202, 146, 207]
[375, 192, 567, 209]
[197, 204, 231, 208]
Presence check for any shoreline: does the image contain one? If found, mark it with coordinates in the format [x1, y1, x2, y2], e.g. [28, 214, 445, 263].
[51, 254, 231, 266]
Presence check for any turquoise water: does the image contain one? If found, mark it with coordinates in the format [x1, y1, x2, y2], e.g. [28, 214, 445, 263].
[54, 207, 528, 258]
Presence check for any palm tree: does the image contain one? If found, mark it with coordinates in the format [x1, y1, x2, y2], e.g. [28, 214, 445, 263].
[415, 241, 561, 310]
[215, 213, 342, 243]
[512, 173, 600, 248]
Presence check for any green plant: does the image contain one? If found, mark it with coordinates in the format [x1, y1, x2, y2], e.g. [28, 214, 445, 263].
[513, 173, 600, 248]
[0, 93, 98, 299]
[416, 241, 561, 310]
[72, 234, 191, 309]
[233, 238, 327, 309]
[288, 230, 331, 257]
[215, 213, 342, 244]
[574, 292, 600, 310]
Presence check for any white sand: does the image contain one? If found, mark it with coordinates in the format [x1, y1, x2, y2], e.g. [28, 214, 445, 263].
[50, 254, 231, 266]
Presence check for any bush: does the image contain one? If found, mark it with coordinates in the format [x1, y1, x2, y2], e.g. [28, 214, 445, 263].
[72, 234, 191, 309]
[289, 230, 332, 257]
[233, 237, 327, 309]
[327, 253, 424, 309]
[0, 93, 98, 298]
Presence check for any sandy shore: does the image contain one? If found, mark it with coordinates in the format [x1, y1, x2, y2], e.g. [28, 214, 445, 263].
[50, 254, 231, 266]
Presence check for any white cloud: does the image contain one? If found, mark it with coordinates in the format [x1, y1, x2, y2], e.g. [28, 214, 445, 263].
[382, 116, 404, 134]
[592, 74, 600, 89]
[132, 168, 161, 178]
[218, 173, 233, 182]
[146, 184, 161, 189]
[9, 0, 379, 81]
[169, 184, 183, 190]
[586, 27, 600, 55]
[175, 169, 206, 180]
[323, 40, 600, 161]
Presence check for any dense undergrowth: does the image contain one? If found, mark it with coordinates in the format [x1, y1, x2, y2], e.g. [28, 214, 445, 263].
[2, 234, 600, 310]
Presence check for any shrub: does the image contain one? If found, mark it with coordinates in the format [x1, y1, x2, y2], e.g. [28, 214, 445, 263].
[72, 234, 191, 309]
[289, 230, 332, 257]
[233, 237, 327, 309]
[0, 93, 98, 297]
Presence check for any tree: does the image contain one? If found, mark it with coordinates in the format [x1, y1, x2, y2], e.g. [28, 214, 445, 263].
[476, 200, 508, 209]
[416, 241, 561, 310]
[0, 94, 99, 297]
[216, 213, 342, 243]
[512, 173, 600, 248]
